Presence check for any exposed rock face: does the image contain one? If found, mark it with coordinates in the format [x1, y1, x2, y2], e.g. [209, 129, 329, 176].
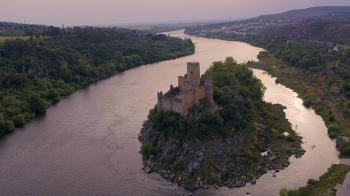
[139, 108, 304, 190]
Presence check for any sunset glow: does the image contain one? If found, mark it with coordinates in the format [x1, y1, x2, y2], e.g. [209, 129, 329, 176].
[2, 0, 350, 25]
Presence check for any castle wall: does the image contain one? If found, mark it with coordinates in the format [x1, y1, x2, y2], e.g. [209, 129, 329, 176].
[158, 96, 182, 114]
[157, 62, 214, 116]
[187, 62, 200, 84]
[178, 76, 187, 91]
[182, 91, 194, 116]
[197, 86, 206, 100]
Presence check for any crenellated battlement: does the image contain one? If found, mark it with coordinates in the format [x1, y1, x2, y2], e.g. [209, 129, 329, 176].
[157, 62, 214, 116]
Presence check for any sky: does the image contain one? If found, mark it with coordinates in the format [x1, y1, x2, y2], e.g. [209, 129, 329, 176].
[1, 0, 350, 26]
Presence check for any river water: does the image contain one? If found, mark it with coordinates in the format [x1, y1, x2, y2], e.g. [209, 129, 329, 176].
[0, 30, 339, 196]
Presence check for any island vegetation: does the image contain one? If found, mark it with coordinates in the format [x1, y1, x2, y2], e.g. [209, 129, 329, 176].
[139, 58, 304, 190]
[0, 26, 195, 135]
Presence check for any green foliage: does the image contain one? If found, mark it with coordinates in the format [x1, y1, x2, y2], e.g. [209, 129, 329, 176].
[276, 41, 327, 68]
[140, 143, 160, 158]
[251, 36, 350, 157]
[59, 64, 72, 82]
[141, 58, 304, 186]
[27, 94, 48, 115]
[251, 37, 333, 69]
[0, 27, 195, 136]
[147, 58, 276, 141]
[280, 188, 289, 196]
[0, 113, 15, 134]
[257, 51, 269, 60]
[281, 164, 350, 196]
[328, 123, 342, 139]
[336, 137, 350, 157]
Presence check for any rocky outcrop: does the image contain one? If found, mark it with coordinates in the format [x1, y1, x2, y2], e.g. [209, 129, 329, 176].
[139, 59, 304, 190]
[139, 108, 304, 190]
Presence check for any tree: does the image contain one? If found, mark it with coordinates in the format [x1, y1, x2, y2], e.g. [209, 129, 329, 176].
[0, 113, 15, 134]
[59, 64, 72, 82]
[44, 26, 61, 36]
[27, 94, 48, 115]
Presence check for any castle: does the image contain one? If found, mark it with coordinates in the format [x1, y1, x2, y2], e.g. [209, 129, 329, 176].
[157, 62, 214, 116]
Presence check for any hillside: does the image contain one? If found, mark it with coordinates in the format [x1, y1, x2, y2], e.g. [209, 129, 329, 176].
[186, 6, 350, 46]
[256, 6, 350, 22]
[0, 27, 195, 135]
[0, 22, 47, 36]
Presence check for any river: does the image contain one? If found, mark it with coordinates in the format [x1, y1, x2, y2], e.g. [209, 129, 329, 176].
[0, 30, 339, 196]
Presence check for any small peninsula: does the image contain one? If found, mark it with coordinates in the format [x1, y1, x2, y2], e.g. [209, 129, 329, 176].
[139, 58, 304, 190]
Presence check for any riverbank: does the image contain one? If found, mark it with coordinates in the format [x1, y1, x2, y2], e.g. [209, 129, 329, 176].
[185, 28, 350, 157]
[247, 52, 350, 157]
[139, 58, 304, 190]
[280, 164, 350, 196]
[0, 28, 194, 136]
[0, 30, 339, 196]
[247, 53, 350, 195]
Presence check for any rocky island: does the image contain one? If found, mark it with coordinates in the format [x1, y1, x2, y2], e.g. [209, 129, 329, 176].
[139, 58, 304, 190]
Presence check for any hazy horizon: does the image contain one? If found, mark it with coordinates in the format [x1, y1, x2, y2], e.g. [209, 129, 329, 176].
[2, 0, 350, 26]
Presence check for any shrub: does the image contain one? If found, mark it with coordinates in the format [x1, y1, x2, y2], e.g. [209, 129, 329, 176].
[27, 94, 48, 115]
[307, 179, 318, 185]
[0, 113, 15, 134]
[140, 143, 160, 158]
[341, 144, 350, 156]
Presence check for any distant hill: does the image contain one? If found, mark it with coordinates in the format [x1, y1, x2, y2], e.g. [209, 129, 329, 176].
[186, 6, 350, 46]
[0, 22, 47, 36]
[256, 6, 350, 22]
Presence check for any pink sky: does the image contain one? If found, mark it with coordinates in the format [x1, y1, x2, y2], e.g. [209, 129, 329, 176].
[1, 0, 350, 26]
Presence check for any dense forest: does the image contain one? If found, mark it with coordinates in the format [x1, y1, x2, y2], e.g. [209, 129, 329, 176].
[139, 58, 303, 189]
[0, 27, 195, 135]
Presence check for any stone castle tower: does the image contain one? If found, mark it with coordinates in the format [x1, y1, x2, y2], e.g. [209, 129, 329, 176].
[157, 62, 214, 116]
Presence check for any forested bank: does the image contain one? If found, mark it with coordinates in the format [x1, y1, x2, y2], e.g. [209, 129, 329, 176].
[186, 20, 350, 193]
[0, 27, 195, 135]
[186, 26, 350, 157]
[280, 164, 350, 196]
[246, 38, 350, 157]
